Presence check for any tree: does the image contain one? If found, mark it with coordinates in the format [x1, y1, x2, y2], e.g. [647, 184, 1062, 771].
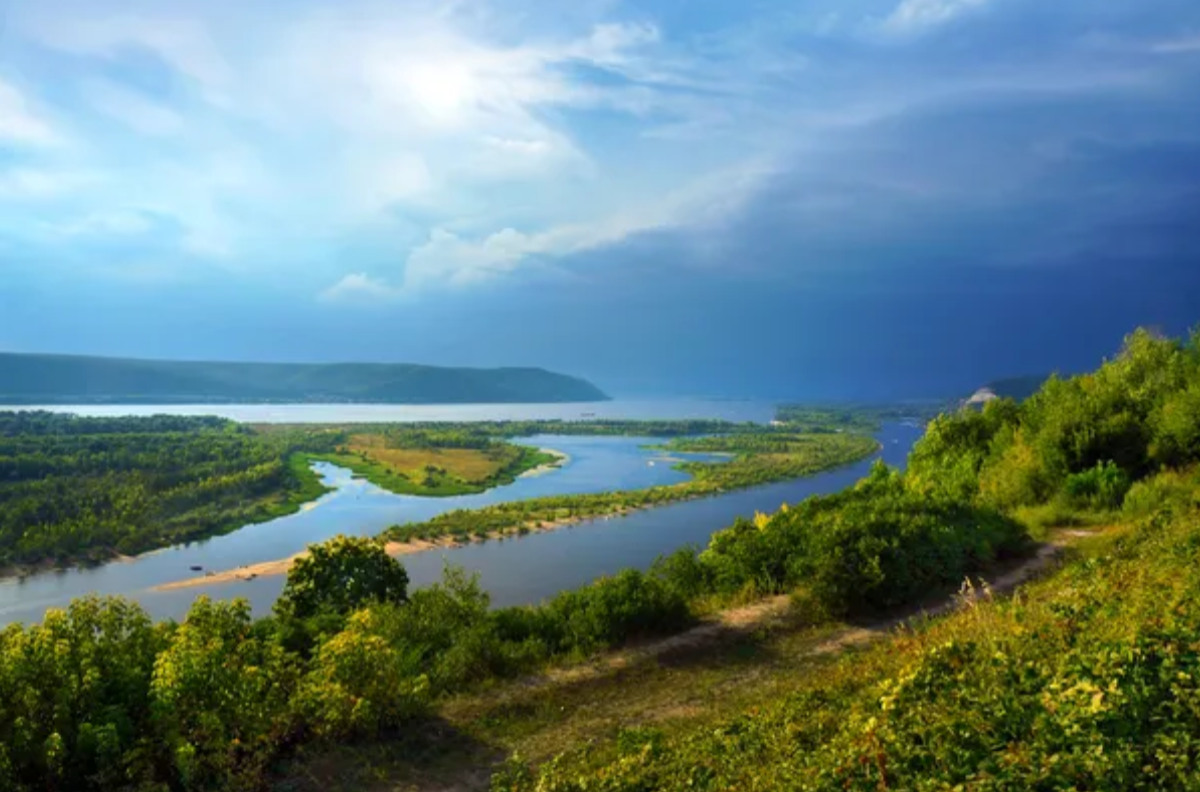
[276, 535, 409, 621]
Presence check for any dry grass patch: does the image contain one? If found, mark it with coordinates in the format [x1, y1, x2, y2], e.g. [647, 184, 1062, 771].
[345, 435, 507, 484]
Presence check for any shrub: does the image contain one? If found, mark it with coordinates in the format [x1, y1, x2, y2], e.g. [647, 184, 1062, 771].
[1064, 460, 1131, 510]
[276, 535, 409, 622]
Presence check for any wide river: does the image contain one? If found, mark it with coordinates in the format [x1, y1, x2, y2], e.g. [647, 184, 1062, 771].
[0, 402, 923, 625]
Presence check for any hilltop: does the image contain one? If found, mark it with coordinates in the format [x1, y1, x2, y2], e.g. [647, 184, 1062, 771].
[0, 352, 609, 405]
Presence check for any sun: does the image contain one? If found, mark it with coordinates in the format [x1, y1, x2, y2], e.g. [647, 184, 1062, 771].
[406, 61, 475, 122]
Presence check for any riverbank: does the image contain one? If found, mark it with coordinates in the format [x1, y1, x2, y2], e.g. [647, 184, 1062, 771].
[153, 507, 638, 592]
[152, 436, 879, 593]
[518, 448, 569, 477]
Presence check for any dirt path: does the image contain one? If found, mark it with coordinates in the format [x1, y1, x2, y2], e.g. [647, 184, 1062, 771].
[279, 529, 1102, 792]
[510, 528, 1098, 701]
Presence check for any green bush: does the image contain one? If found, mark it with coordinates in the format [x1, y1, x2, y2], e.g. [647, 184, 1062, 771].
[1064, 460, 1131, 509]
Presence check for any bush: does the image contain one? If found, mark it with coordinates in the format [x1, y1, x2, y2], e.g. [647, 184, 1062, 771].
[1064, 460, 1131, 510]
[277, 535, 409, 622]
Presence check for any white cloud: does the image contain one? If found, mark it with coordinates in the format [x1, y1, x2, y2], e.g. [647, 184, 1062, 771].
[0, 78, 60, 146]
[0, 168, 94, 199]
[401, 160, 771, 290]
[24, 9, 232, 105]
[319, 272, 401, 302]
[884, 0, 992, 32]
[82, 79, 184, 136]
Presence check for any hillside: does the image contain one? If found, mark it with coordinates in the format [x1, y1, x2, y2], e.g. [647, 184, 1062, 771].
[1, 327, 1198, 791]
[0, 352, 609, 404]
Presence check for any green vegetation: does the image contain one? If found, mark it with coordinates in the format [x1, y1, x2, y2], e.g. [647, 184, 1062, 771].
[493, 326, 1200, 790]
[0, 413, 872, 571]
[304, 432, 558, 496]
[0, 351, 609, 404]
[0, 412, 332, 570]
[774, 403, 941, 432]
[383, 431, 878, 545]
[4, 326, 1198, 791]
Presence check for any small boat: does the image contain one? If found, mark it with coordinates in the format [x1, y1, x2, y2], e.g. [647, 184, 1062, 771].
[189, 565, 203, 572]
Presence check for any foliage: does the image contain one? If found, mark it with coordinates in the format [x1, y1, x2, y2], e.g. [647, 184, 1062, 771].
[306, 437, 556, 497]
[699, 460, 1028, 614]
[277, 535, 409, 622]
[774, 404, 942, 432]
[4, 325, 1199, 791]
[907, 327, 1200, 514]
[497, 483, 1200, 791]
[0, 412, 333, 569]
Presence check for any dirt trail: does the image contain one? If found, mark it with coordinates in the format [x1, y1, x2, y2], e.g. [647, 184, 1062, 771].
[515, 528, 1099, 698]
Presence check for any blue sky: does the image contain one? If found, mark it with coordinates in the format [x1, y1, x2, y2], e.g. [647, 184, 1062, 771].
[1, 0, 1198, 398]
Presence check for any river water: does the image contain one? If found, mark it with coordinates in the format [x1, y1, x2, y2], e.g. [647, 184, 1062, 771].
[0, 412, 923, 625]
[18, 399, 777, 424]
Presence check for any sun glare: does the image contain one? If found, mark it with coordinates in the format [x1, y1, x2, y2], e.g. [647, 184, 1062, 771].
[407, 61, 475, 121]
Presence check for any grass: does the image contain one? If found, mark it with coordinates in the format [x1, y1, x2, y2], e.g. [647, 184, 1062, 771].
[274, 508, 1197, 792]
[307, 435, 558, 497]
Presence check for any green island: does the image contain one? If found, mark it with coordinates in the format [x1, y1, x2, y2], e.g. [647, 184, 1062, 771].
[1, 326, 1199, 791]
[383, 430, 879, 545]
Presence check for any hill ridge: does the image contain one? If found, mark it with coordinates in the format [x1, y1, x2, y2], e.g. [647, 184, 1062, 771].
[0, 351, 609, 404]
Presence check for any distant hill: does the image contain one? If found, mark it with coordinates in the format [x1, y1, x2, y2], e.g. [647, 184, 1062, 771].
[0, 353, 610, 405]
[964, 374, 1049, 408]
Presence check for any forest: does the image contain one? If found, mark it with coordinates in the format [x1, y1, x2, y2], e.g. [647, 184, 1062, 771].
[2, 327, 1198, 790]
[0, 413, 333, 570]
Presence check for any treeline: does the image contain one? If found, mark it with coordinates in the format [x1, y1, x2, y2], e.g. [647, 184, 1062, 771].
[0, 413, 333, 568]
[384, 432, 878, 544]
[774, 404, 939, 432]
[905, 328, 1200, 528]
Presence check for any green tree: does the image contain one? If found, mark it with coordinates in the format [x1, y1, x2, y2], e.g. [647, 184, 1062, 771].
[276, 535, 409, 621]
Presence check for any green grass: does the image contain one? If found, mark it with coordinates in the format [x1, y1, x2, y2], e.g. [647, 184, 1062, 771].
[305, 445, 557, 497]
[493, 496, 1200, 791]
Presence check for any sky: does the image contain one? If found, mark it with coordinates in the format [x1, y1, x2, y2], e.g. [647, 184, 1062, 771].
[1, 0, 1198, 400]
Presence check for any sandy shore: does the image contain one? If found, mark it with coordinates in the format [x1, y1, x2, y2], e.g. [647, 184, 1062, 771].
[151, 515, 591, 592]
[519, 448, 569, 478]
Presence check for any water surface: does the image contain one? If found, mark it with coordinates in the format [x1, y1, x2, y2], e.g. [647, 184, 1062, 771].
[17, 399, 776, 424]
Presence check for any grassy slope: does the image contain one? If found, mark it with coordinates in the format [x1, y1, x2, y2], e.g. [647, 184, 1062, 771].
[492, 494, 1200, 789]
[278, 487, 1200, 792]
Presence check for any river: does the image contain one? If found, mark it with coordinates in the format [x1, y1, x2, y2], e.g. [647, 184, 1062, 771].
[17, 399, 777, 424]
[0, 417, 923, 626]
